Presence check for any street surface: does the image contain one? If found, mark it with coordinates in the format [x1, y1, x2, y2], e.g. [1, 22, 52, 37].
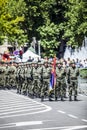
[0, 89, 87, 130]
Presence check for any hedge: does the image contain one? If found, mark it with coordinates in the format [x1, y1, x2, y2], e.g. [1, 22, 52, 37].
[79, 68, 87, 78]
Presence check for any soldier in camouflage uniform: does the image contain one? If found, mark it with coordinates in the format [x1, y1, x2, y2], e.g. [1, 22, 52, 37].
[0, 62, 6, 89]
[41, 60, 51, 101]
[20, 63, 26, 95]
[26, 62, 33, 96]
[55, 61, 66, 101]
[32, 61, 42, 98]
[37, 62, 43, 97]
[5, 62, 11, 89]
[8, 62, 16, 89]
[16, 63, 23, 94]
[67, 62, 79, 101]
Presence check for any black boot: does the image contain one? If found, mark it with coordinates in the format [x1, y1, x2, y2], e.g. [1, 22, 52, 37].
[69, 96, 72, 101]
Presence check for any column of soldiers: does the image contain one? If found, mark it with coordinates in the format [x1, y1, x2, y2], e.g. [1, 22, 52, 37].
[0, 59, 79, 101]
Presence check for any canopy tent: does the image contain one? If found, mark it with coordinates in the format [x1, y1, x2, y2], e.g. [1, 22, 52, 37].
[22, 49, 40, 62]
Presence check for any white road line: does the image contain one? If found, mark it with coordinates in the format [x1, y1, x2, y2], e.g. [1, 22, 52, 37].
[82, 119, 87, 122]
[5, 90, 52, 111]
[0, 97, 30, 104]
[0, 101, 39, 108]
[0, 106, 45, 116]
[63, 125, 87, 130]
[0, 102, 41, 110]
[16, 121, 43, 126]
[0, 90, 52, 118]
[58, 110, 66, 114]
[0, 104, 43, 113]
[68, 114, 78, 119]
[0, 100, 32, 105]
[78, 94, 87, 98]
[0, 121, 42, 129]
[27, 125, 87, 130]
[0, 106, 51, 119]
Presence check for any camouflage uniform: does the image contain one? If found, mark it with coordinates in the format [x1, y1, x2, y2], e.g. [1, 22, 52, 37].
[26, 62, 33, 96]
[8, 63, 16, 89]
[67, 62, 79, 101]
[5, 63, 11, 89]
[56, 62, 66, 101]
[16, 63, 23, 94]
[41, 61, 51, 101]
[32, 62, 42, 98]
[20, 63, 26, 94]
[0, 62, 6, 89]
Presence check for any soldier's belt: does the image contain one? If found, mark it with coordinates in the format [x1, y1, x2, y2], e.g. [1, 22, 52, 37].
[43, 76, 49, 79]
[71, 77, 77, 80]
[57, 77, 63, 80]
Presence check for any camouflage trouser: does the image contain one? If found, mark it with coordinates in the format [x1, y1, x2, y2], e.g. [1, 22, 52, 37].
[32, 79, 40, 97]
[5, 76, 10, 89]
[55, 78, 66, 100]
[9, 76, 16, 88]
[0, 76, 5, 89]
[68, 80, 78, 100]
[27, 78, 32, 96]
[17, 78, 23, 94]
[41, 79, 49, 101]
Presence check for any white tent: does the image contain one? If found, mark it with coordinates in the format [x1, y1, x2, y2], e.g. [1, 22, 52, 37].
[22, 49, 40, 62]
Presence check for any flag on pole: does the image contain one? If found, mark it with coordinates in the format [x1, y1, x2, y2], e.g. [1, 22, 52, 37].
[49, 57, 56, 91]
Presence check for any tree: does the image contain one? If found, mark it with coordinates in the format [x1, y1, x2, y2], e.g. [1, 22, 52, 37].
[63, 0, 87, 47]
[0, 0, 27, 45]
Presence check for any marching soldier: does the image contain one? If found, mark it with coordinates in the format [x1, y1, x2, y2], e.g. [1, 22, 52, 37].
[0, 61, 6, 89]
[67, 61, 79, 101]
[41, 60, 51, 101]
[26, 62, 33, 96]
[55, 61, 66, 101]
[32, 61, 42, 98]
[8, 62, 16, 89]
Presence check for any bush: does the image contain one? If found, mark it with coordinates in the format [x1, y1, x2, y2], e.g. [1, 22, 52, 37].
[80, 68, 87, 78]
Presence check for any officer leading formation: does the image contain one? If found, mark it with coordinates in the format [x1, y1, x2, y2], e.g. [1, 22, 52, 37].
[0, 58, 80, 102]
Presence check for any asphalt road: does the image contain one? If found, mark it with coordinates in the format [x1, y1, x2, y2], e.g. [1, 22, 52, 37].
[0, 89, 87, 130]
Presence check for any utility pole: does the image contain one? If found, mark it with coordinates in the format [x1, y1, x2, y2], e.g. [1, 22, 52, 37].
[38, 40, 41, 56]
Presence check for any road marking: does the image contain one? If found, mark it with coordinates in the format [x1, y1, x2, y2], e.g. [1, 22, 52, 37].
[0, 102, 38, 110]
[0, 106, 46, 116]
[0, 106, 51, 119]
[68, 114, 78, 119]
[0, 121, 42, 129]
[82, 119, 87, 122]
[0, 101, 35, 107]
[0, 104, 43, 113]
[0, 90, 52, 118]
[58, 110, 66, 114]
[27, 125, 87, 130]
[78, 94, 87, 98]
[16, 121, 43, 126]
[58, 110, 78, 120]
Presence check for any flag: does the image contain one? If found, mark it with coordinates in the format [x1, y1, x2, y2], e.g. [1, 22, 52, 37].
[49, 57, 56, 91]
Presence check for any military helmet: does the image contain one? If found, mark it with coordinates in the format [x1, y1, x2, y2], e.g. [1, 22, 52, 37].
[43, 60, 48, 64]
[69, 61, 75, 65]
[56, 61, 63, 65]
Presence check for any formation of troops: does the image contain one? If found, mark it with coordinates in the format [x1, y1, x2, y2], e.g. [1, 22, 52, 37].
[0, 58, 79, 101]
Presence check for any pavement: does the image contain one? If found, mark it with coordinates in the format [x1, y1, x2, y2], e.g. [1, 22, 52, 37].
[0, 89, 87, 130]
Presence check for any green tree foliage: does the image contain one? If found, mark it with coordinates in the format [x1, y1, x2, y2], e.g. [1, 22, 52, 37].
[0, 0, 87, 56]
[0, 0, 27, 45]
[63, 0, 87, 47]
[37, 22, 60, 56]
